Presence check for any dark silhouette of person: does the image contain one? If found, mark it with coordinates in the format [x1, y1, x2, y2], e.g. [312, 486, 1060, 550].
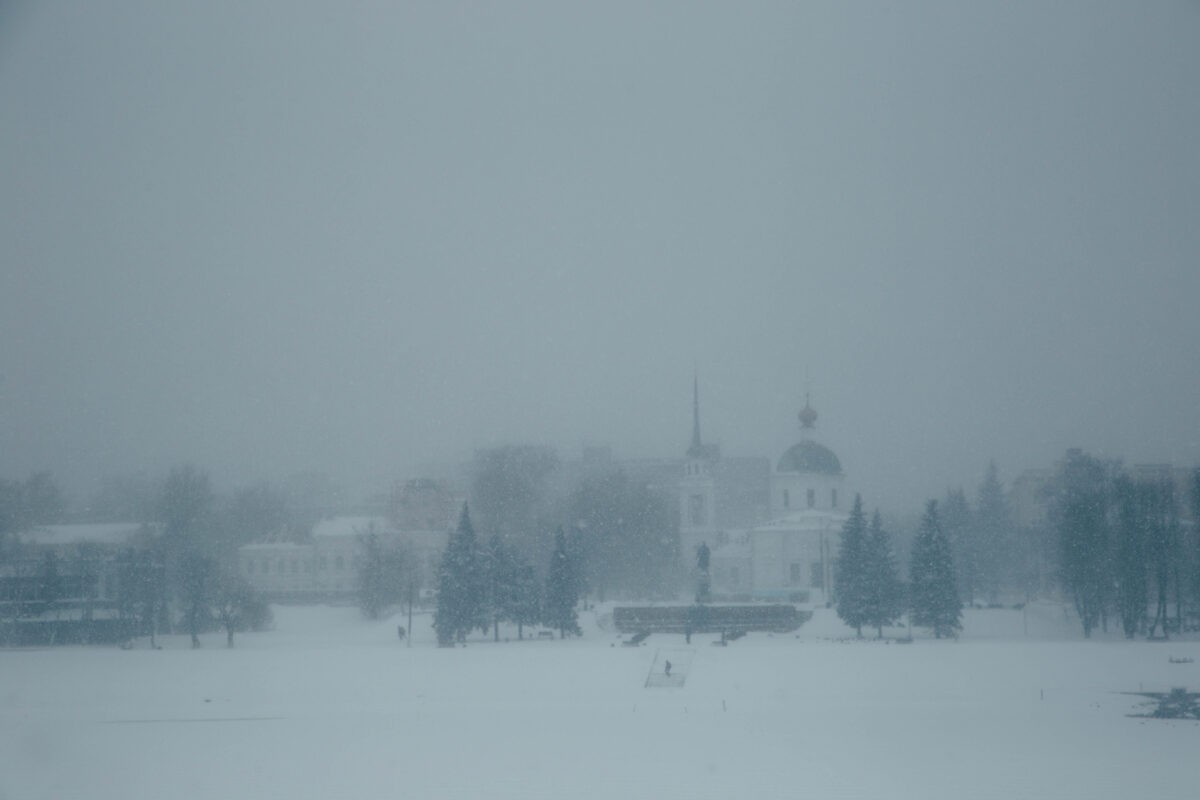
[697, 542, 710, 572]
[664, 659, 672, 676]
[397, 625, 406, 640]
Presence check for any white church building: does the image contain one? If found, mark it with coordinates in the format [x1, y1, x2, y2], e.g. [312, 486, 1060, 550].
[680, 383, 849, 603]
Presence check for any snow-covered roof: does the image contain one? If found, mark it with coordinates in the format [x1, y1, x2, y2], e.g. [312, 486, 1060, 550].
[22, 523, 155, 547]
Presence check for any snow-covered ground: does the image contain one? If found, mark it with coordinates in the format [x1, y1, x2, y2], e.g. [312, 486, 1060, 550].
[3, 604, 1197, 800]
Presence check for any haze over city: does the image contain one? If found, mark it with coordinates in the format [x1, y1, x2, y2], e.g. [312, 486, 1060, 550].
[5, 6, 1200, 800]
[2, 1, 1198, 513]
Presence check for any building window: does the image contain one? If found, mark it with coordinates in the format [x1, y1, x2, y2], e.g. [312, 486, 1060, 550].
[831, 488, 838, 509]
[790, 563, 802, 585]
[807, 489, 815, 508]
[783, 489, 790, 508]
[810, 562, 824, 589]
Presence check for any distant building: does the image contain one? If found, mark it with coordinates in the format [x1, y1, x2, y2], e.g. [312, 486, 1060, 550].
[238, 515, 447, 604]
[0, 522, 159, 643]
[681, 382, 850, 603]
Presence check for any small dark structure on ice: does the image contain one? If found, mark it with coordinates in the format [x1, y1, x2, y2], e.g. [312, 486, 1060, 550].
[1121, 687, 1200, 720]
[613, 604, 808, 636]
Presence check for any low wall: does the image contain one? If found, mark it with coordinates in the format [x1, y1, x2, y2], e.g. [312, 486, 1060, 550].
[613, 604, 809, 634]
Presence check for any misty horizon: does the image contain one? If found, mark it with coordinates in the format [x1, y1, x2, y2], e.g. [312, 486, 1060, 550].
[3, 2, 1198, 515]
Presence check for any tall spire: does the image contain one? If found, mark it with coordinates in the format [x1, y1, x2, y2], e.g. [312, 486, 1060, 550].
[688, 372, 704, 457]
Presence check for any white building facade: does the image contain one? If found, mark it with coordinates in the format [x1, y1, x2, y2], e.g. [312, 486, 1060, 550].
[684, 391, 849, 604]
[239, 516, 447, 603]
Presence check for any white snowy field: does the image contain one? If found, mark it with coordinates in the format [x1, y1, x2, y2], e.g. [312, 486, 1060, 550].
[3, 605, 1198, 800]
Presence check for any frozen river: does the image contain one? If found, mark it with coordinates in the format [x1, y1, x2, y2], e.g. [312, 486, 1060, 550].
[3, 604, 1196, 799]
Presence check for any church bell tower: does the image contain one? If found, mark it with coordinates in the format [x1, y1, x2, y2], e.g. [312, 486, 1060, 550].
[679, 375, 718, 567]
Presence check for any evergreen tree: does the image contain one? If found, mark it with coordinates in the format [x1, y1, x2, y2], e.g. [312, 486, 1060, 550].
[484, 533, 519, 641]
[487, 540, 543, 640]
[863, 510, 904, 638]
[835, 495, 870, 637]
[544, 526, 581, 638]
[508, 561, 541, 640]
[909, 500, 962, 639]
[974, 461, 1012, 604]
[433, 504, 486, 646]
[942, 488, 974, 605]
[1113, 475, 1149, 639]
[1049, 450, 1112, 638]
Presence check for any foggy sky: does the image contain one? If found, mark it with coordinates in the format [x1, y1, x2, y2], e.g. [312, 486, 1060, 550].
[2, 1, 1199, 513]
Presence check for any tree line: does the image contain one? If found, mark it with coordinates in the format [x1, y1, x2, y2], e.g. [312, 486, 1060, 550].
[836, 452, 1200, 642]
[432, 504, 582, 645]
[359, 446, 680, 646]
[469, 446, 680, 603]
[1050, 450, 1200, 638]
[1, 466, 274, 647]
[121, 465, 274, 647]
[836, 494, 962, 640]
